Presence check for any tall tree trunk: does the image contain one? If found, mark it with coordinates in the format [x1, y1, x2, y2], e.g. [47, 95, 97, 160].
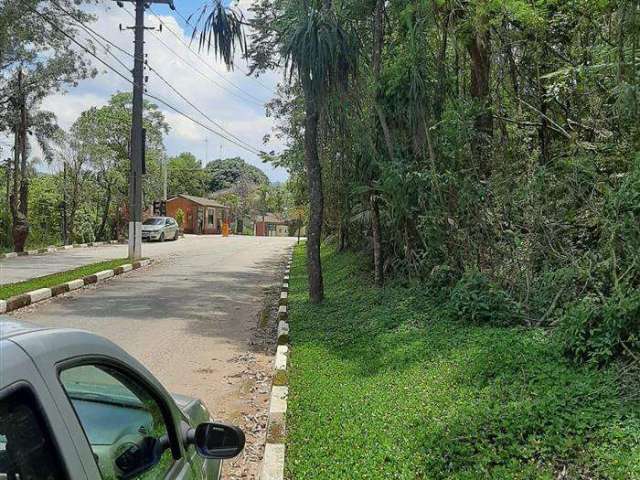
[467, 27, 493, 179]
[304, 90, 324, 303]
[370, 0, 386, 287]
[96, 184, 112, 241]
[11, 70, 29, 252]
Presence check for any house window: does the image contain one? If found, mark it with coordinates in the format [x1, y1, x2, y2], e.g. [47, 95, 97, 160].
[207, 209, 215, 226]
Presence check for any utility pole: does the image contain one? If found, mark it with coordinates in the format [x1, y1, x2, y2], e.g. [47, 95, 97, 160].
[162, 150, 167, 201]
[116, 0, 174, 260]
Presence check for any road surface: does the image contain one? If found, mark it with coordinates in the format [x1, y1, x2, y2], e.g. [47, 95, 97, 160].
[1, 236, 205, 285]
[8, 235, 297, 479]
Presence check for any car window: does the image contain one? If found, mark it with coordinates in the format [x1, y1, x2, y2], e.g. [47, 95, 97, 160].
[0, 386, 68, 479]
[143, 219, 163, 226]
[60, 365, 175, 480]
[165, 219, 171, 225]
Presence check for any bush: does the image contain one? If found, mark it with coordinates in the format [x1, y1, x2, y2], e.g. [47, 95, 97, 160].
[174, 208, 185, 229]
[558, 285, 640, 365]
[449, 271, 520, 326]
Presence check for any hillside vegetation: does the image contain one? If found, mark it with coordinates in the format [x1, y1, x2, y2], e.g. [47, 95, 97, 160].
[286, 245, 640, 479]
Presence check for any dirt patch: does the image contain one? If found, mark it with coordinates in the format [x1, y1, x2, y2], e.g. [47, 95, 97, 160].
[221, 280, 283, 480]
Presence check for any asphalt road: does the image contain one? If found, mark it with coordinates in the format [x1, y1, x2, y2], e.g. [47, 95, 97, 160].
[8, 235, 297, 479]
[0, 236, 201, 285]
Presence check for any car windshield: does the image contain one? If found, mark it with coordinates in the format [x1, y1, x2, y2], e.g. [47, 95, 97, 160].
[143, 218, 164, 225]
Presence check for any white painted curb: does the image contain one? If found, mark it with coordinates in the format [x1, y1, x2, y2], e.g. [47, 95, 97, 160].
[261, 444, 285, 480]
[1, 240, 121, 259]
[28, 288, 52, 303]
[95, 270, 115, 281]
[1, 260, 153, 314]
[260, 249, 293, 480]
[67, 279, 85, 291]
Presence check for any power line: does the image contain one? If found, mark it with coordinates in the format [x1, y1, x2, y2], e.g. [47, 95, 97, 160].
[147, 65, 260, 154]
[121, 5, 266, 108]
[149, 6, 274, 100]
[51, 0, 259, 153]
[172, 6, 276, 95]
[27, 5, 264, 157]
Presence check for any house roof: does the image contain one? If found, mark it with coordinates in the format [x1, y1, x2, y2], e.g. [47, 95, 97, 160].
[169, 194, 226, 208]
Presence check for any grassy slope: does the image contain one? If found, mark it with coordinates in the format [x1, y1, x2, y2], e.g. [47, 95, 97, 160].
[286, 246, 640, 479]
[0, 258, 132, 299]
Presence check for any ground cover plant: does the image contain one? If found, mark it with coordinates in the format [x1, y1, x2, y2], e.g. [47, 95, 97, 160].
[0, 258, 132, 299]
[286, 245, 640, 479]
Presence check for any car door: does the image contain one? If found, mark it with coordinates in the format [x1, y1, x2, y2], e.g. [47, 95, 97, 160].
[56, 360, 199, 480]
[0, 340, 87, 479]
[165, 218, 175, 238]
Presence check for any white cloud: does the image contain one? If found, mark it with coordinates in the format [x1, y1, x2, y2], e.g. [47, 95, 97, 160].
[34, 1, 288, 182]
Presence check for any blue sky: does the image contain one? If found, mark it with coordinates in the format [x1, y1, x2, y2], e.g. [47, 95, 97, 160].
[36, 0, 288, 182]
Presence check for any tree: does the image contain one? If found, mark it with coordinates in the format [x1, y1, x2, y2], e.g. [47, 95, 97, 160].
[167, 152, 206, 197]
[71, 93, 168, 240]
[0, 0, 95, 251]
[250, 0, 358, 303]
[205, 157, 269, 191]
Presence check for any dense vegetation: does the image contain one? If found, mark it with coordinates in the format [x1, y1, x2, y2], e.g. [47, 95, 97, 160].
[246, 1, 640, 368]
[287, 244, 640, 479]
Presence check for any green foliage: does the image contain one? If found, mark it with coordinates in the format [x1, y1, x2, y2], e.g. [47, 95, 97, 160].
[286, 245, 640, 479]
[204, 157, 269, 192]
[449, 271, 520, 326]
[167, 152, 206, 197]
[174, 208, 185, 229]
[559, 286, 640, 365]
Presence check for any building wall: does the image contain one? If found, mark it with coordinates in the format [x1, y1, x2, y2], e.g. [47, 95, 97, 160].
[255, 221, 290, 237]
[167, 197, 195, 233]
[167, 198, 226, 234]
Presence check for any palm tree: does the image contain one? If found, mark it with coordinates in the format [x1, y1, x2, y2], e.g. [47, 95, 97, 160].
[189, 1, 246, 69]
[281, 0, 358, 303]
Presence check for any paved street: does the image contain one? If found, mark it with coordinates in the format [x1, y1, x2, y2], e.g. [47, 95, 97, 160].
[8, 235, 297, 479]
[0, 236, 208, 285]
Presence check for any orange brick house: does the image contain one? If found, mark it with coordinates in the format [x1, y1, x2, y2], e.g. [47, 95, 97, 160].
[166, 194, 229, 234]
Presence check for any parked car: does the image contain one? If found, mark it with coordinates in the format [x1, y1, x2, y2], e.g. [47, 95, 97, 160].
[142, 217, 179, 242]
[0, 317, 244, 479]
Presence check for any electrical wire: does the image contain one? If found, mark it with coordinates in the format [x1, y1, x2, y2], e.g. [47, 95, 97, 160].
[51, 0, 259, 152]
[148, 6, 274, 100]
[26, 5, 265, 157]
[120, 5, 266, 108]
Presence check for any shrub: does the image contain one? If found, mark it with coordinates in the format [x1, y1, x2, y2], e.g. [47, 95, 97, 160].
[449, 271, 520, 326]
[174, 208, 185, 229]
[558, 285, 640, 365]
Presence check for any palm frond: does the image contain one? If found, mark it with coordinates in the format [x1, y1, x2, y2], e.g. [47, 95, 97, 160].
[190, 1, 247, 70]
[282, 4, 358, 97]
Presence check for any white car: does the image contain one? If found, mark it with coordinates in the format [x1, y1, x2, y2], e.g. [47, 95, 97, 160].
[0, 318, 244, 479]
[142, 217, 179, 242]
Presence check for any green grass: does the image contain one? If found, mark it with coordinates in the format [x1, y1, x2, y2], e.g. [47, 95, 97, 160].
[286, 246, 640, 479]
[0, 258, 132, 300]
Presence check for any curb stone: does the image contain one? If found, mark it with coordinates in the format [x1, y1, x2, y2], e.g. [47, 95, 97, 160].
[1, 240, 122, 260]
[0, 260, 151, 314]
[261, 246, 294, 480]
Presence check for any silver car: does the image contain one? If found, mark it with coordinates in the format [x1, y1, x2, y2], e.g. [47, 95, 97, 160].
[0, 318, 244, 479]
[142, 217, 179, 242]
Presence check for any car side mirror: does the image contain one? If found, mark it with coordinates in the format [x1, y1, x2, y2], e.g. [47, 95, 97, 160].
[185, 423, 245, 459]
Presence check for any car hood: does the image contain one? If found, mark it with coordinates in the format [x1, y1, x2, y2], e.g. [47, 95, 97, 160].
[142, 224, 163, 231]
